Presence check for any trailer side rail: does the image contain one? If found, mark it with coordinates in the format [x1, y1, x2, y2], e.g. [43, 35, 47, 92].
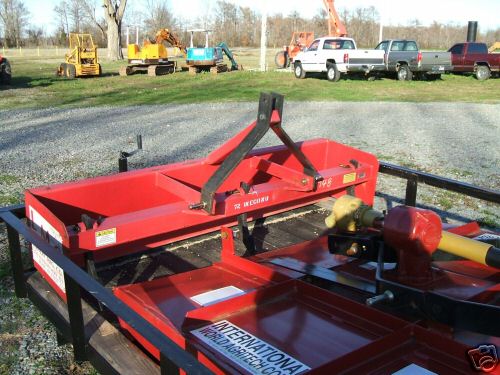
[379, 161, 499, 207]
[0, 206, 213, 375]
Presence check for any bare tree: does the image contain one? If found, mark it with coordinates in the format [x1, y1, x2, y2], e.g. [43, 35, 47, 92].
[54, 1, 70, 36]
[82, 0, 126, 59]
[79, 0, 126, 58]
[143, 0, 176, 36]
[69, 0, 83, 33]
[103, 0, 127, 59]
[54, 0, 85, 34]
[81, 0, 106, 40]
[239, 6, 257, 47]
[213, 0, 238, 45]
[0, 0, 29, 47]
[26, 26, 44, 46]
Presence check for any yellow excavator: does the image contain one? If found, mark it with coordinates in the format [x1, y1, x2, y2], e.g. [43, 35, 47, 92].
[57, 33, 101, 78]
[120, 28, 186, 76]
[489, 42, 500, 53]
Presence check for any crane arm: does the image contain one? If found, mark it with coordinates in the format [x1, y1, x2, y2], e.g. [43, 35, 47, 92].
[323, 0, 347, 37]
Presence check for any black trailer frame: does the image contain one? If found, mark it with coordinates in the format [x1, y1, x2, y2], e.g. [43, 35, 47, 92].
[1, 162, 499, 374]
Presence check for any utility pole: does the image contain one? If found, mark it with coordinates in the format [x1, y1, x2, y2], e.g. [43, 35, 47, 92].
[260, 9, 267, 72]
[378, 14, 384, 42]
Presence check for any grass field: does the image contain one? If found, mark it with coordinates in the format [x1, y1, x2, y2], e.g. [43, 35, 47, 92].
[1, 47, 499, 109]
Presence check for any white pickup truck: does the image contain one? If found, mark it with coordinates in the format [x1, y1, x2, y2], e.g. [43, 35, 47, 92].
[293, 37, 385, 81]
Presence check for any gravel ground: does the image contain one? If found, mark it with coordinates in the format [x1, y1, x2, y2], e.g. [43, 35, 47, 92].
[0, 101, 499, 374]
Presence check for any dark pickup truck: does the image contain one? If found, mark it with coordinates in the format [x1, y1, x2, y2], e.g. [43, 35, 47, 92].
[375, 39, 452, 81]
[448, 42, 499, 80]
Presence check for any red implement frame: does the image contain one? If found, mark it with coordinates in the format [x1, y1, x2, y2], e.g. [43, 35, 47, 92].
[25, 93, 378, 297]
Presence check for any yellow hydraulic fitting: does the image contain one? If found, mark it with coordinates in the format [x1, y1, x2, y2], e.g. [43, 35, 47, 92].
[324, 195, 383, 231]
[325, 195, 500, 270]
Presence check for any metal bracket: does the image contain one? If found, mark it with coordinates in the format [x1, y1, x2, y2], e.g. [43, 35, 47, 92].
[374, 242, 500, 336]
[237, 213, 255, 254]
[85, 252, 104, 312]
[6, 223, 27, 298]
[198, 92, 322, 214]
[118, 135, 143, 173]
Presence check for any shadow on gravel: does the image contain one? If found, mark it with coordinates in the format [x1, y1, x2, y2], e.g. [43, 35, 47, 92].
[0, 106, 143, 152]
[376, 191, 495, 228]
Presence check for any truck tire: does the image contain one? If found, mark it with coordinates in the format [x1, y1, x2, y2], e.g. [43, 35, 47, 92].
[275, 51, 289, 69]
[66, 64, 76, 79]
[326, 63, 341, 82]
[1, 61, 11, 84]
[56, 63, 66, 77]
[294, 62, 306, 79]
[397, 65, 413, 81]
[475, 65, 491, 81]
[425, 74, 441, 81]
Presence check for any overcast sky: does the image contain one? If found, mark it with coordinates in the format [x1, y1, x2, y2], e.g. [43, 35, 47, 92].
[25, 0, 500, 33]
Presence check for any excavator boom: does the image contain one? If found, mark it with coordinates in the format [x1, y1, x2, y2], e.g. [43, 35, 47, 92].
[154, 28, 187, 54]
[489, 42, 500, 53]
[217, 42, 239, 71]
[323, 0, 347, 37]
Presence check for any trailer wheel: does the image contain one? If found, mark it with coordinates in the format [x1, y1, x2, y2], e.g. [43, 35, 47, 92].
[275, 51, 289, 69]
[294, 62, 306, 79]
[397, 65, 413, 81]
[66, 64, 76, 79]
[326, 63, 341, 82]
[475, 65, 491, 81]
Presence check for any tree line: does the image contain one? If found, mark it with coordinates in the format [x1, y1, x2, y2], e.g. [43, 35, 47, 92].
[1, 0, 499, 58]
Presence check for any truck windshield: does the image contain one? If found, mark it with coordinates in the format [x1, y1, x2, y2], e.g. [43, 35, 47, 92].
[448, 44, 464, 54]
[375, 41, 389, 51]
[390, 41, 418, 51]
[308, 40, 320, 51]
[404, 42, 418, 51]
[323, 39, 354, 50]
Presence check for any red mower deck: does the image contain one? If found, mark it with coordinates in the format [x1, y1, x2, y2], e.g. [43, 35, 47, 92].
[114, 229, 476, 374]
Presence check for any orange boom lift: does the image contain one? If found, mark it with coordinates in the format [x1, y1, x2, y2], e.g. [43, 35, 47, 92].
[275, 0, 347, 68]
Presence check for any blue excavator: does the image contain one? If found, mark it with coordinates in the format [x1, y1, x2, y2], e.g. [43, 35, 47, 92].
[186, 29, 242, 75]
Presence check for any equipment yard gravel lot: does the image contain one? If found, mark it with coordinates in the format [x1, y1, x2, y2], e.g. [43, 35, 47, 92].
[1, 101, 499, 374]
